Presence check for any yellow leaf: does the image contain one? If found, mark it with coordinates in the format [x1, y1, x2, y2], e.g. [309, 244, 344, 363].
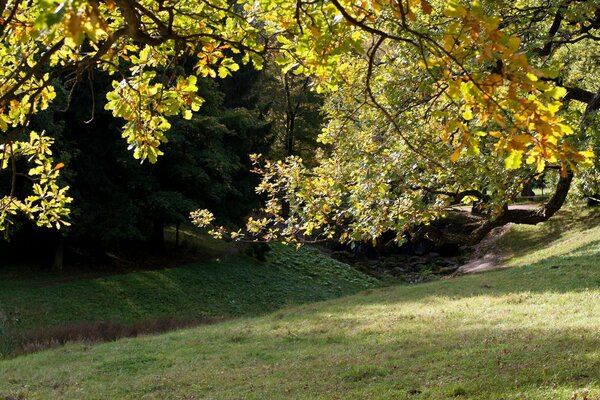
[525, 72, 538, 82]
[505, 150, 523, 169]
[536, 158, 546, 173]
[556, 123, 574, 135]
[572, 150, 595, 166]
[462, 107, 474, 120]
[545, 86, 567, 100]
[450, 148, 461, 163]
[512, 134, 531, 145]
[444, 3, 467, 18]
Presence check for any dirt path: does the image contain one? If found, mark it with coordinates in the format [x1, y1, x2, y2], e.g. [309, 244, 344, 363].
[453, 203, 546, 275]
[454, 225, 511, 275]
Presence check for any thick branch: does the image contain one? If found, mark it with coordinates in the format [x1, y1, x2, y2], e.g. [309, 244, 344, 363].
[413, 171, 573, 246]
[411, 186, 490, 204]
[116, 0, 166, 46]
[564, 85, 596, 103]
[536, 1, 568, 56]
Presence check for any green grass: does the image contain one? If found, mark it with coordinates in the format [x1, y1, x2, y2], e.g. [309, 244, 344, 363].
[0, 244, 378, 352]
[495, 206, 600, 267]
[1, 209, 600, 399]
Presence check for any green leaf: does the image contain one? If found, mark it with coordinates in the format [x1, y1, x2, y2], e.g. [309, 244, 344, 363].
[545, 86, 567, 100]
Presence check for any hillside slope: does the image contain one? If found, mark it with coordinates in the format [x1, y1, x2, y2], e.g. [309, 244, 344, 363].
[1, 209, 600, 399]
[0, 245, 378, 356]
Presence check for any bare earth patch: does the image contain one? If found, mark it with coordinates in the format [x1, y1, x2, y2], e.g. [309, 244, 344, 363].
[455, 203, 543, 275]
[454, 225, 511, 274]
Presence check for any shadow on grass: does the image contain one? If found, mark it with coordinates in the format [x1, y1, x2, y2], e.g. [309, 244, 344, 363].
[1, 312, 599, 399]
[11, 317, 223, 358]
[496, 207, 600, 259]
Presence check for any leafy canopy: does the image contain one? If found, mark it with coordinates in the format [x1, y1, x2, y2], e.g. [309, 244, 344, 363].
[195, 0, 599, 244]
[0, 0, 597, 242]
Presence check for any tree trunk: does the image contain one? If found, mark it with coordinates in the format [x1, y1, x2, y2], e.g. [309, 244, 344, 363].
[52, 235, 64, 271]
[520, 180, 535, 197]
[284, 73, 296, 157]
[151, 219, 165, 251]
[175, 221, 181, 249]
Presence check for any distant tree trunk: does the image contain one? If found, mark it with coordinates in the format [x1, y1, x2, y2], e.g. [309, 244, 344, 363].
[52, 235, 64, 271]
[175, 221, 181, 249]
[521, 180, 535, 197]
[283, 73, 310, 157]
[588, 194, 600, 207]
[280, 73, 312, 219]
[151, 219, 165, 251]
[284, 73, 296, 157]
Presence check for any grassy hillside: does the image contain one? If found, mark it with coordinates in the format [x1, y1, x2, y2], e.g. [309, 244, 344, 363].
[496, 207, 600, 267]
[1, 208, 599, 399]
[0, 244, 379, 356]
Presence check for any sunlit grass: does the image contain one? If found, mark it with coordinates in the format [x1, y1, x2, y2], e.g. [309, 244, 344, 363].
[1, 209, 600, 399]
[496, 206, 600, 267]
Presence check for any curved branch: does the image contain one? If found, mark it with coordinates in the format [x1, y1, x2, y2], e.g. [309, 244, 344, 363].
[413, 170, 573, 246]
[410, 186, 490, 204]
[535, 0, 569, 56]
[328, 0, 418, 46]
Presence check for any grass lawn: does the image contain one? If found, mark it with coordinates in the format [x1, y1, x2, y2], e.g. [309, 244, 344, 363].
[1, 208, 600, 399]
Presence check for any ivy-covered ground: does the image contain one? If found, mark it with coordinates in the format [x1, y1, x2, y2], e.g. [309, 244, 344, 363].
[1, 208, 600, 399]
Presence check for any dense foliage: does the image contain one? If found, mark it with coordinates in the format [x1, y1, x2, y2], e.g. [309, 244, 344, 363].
[62, 72, 272, 248]
[196, 0, 600, 245]
[0, 0, 598, 247]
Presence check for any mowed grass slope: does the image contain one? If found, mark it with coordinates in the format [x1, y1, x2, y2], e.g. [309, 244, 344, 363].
[1, 208, 600, 399]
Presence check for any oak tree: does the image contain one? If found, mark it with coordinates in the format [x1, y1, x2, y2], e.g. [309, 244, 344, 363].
[195, 0, 600, 246]
[0, 1, 598, 247]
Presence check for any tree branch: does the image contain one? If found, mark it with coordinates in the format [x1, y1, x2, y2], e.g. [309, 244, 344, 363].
[412, 170, 573, 246]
